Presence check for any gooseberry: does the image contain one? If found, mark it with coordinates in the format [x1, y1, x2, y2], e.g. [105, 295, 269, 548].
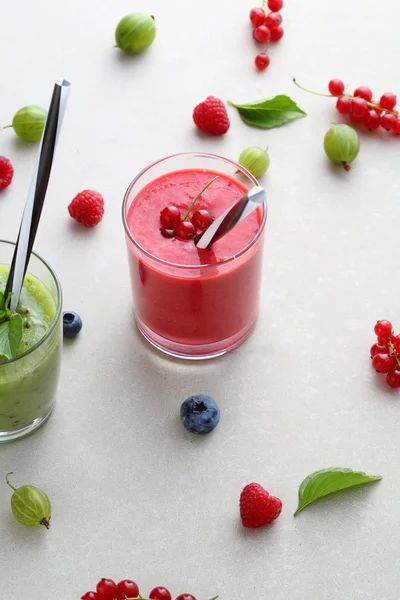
[6, 472, 52, 529]
[115, 13, 156, 53]
[3, 106, 48, 142]
[238, 146, 270, 178]
[323, 124, 360, 171]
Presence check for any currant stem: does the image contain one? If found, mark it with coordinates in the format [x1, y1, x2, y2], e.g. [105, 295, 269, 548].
[293, 78, 400, 117]
[292, 78, 334, 98]
[183, 176, 219, 221]
[389, 341, 400, 368]
[6, 472, 17, 492]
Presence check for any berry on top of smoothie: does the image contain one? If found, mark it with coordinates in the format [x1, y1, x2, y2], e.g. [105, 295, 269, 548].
[158, 176, 218, 241]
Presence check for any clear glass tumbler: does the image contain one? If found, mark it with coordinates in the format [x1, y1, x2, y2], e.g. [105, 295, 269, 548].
[0, 241, 62, 442]
[122, 152, 267, 359]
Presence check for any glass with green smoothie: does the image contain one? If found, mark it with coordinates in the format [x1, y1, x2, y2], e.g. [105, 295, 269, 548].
[0, 240, 62, 442]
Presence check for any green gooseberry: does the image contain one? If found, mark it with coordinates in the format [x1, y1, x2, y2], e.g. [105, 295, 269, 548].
[6, 472, 52, 529]
[3, 106, 48, 142]
[323, 124, 360, 171]
[115, 13, 156, 54]
[238, 146, 270, 179]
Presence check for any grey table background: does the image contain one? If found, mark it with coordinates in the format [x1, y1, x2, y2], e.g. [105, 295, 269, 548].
[1, 0, 400, 598]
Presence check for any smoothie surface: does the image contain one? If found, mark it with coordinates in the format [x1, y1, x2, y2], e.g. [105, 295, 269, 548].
[0, 266, 56, 361]
[127, 169, 262, 266]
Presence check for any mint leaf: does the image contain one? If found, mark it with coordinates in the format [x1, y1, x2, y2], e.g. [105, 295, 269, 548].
[0, 310, 6, 322]
[0, 315, 23, 360]
[294, 467, 382, 516]
[0, 292, 5, 312]
[228, 95, 306, 129]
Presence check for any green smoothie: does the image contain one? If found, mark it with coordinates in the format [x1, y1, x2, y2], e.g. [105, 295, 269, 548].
[0, 266, 62, 436]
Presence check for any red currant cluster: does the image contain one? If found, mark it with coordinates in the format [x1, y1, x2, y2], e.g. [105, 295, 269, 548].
[160, 205, 213, 240]
[249, 0, 284, 72]
[331, 80, 399, 132]
[370, 320, 400, 389]
[81, 578, 208, 600]
[294, 78, 399, 133]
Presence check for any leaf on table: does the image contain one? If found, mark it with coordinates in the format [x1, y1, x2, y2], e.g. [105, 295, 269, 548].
[294, 467, 382, 516]
[0, 314, 23, 360]
[228, 95, 306, 129]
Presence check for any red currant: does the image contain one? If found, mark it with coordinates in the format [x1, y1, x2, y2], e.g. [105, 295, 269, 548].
[349, 113, 365, 123]
[255, 53, 270, 71]
[117, 580, 140, 599]
[250, 7, 266, 27]
[351, 97, 369, 118]
[191, 209, 213, 230]
[96, 579, 118, 600]
[336, 95, 352, 114]
[386, 370, 400, 389]
[270, 26, 284, 41]
[176, 595, 197, 600]
[160, 227, 176, 238]
[253, 25, 271, 43]
[328, 79, 345, 96]
[374, 320, 393, 340]
[370, 343, 389, 358]
[394, 119, 400, 135]
[353, 86, 373, 102]
[363, 110, 381, 130]
[160, 205, 181, 228]
[81, 593, 98, 600]
[391, 334, 400, 353]
[176, 220, 196, 239]
[379, 92, 397, 111]
[380, 113, 397, 130]
[372, 353, 395, 373]
[265, 12, 282, 28]
[371, 101, 383, 115]
[268, 0, 283, 10]
[149, 587, 172, 600]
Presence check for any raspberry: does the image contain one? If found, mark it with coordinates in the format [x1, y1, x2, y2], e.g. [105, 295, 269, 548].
[193, 96, 230, 136]
[0, 156, 14, 191]
[240, 482, 282, 528]
[68, 190, 104, 227]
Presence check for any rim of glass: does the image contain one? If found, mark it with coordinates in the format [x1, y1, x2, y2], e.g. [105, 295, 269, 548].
[0, 240, 62, 366]
[122, 152, 268, 270]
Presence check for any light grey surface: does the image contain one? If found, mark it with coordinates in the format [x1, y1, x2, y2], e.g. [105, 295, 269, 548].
[1, 0, 400, 598]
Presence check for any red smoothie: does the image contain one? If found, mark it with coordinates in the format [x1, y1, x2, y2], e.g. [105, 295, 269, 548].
[124, 161, 266, 358]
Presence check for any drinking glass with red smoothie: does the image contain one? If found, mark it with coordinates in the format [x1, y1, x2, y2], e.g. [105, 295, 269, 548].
[122, 153, 267, 359]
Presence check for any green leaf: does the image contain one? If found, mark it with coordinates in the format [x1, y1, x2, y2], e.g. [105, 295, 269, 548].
[0, 292, 5, 312]
[228, 95, 306, 129]
[294, 467, 382, 516]
[0, 314, 23, 360]
[0, 310, 6, 323]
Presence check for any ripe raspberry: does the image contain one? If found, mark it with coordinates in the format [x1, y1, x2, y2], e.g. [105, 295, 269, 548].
[240, 482, 282, 528]
[68, 190, 104, 227]
[0, 156, 14, 191]
[192, 96, 230, 135]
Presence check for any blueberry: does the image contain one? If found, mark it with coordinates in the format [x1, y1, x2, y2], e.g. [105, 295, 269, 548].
[63, 311, 82, 338]
[180, 394, 220, 434]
